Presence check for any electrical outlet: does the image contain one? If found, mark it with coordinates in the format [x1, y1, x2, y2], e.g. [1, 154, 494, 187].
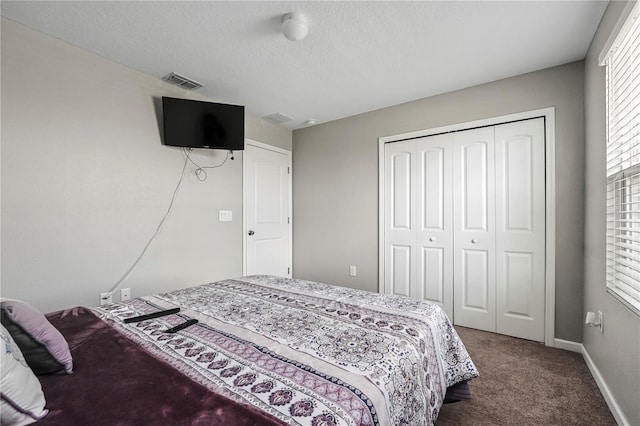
[121, 288, 131, 301]
[99, 292, 112, 306]
[349, 265, 357, 277]
[598, 311, 604, 333]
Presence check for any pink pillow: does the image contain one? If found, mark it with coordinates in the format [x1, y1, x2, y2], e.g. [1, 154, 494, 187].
[0, 299, 73, 375]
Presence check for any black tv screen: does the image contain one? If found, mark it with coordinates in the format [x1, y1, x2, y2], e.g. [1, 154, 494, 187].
[162, 97, 244, 150]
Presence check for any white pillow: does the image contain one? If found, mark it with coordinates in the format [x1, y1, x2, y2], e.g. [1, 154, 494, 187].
[0, 323, 48, 425]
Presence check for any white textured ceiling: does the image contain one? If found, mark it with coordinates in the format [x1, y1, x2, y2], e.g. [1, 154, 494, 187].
[1, 1, 608, 130]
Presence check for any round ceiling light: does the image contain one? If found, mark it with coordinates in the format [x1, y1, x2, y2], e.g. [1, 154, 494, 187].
[282, 12, 308, 41]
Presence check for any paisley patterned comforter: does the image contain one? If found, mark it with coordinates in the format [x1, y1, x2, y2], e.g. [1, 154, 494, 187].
[92, 275, 479, 425]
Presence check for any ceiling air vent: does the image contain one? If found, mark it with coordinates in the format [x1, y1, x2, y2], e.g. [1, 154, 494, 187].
[261, 112, 293, 125]
[162, 72, 203, 90]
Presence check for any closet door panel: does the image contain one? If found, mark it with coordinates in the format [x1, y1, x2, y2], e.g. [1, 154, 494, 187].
[453, 127, 496, 332]
[502, 252, 534, 314]
[462, 249, 490, 311]
[384, 141, 417, 296]
[391, 152, 412, 230]
[390, 245, 412, 298]
[462, 142, 490, 231]
[416, 134, 453, 316]
[421, 247, 445, 303]
[495, 118, 545, 341]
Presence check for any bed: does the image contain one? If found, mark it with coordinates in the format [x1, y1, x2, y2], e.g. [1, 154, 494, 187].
[1, 275, 479, 425]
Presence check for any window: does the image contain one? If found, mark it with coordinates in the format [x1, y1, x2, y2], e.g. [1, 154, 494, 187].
[603, 1, 640, 316]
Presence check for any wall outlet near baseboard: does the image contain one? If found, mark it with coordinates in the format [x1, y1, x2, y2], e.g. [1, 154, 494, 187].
[349, 265, 357, 277]
[100, 292, 112, 306]
[598, 311, 603, 333]
[121, 288, 131, 301]
[586, 310, 604, 333]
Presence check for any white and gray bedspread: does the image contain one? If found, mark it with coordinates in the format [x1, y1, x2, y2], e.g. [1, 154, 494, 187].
[92, 275, 479, 425]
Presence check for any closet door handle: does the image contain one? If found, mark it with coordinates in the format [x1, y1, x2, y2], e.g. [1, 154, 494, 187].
[429, 237, 435, 242]
[471, 239, 478, 244]
[248, 230, 255, 236]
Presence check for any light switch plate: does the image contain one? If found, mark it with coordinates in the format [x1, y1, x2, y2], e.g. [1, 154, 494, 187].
[219, 210, 233, 222]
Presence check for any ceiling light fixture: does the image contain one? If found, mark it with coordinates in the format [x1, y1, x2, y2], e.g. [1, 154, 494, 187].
[282, 12, 308, 41]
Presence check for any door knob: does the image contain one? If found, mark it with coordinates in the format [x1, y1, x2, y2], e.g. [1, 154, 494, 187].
[429, 237, 435, 242]
[471, 239, 478, 244]
[248, 230, 255, 236]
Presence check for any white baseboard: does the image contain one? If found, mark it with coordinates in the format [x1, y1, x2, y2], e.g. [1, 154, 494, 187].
[553, 338, 582, 352]
[581, 346, 630, 426]
[552, 338, 629, 425]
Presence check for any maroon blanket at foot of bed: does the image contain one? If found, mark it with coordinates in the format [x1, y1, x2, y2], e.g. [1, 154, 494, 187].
[38, 308, 287, 426]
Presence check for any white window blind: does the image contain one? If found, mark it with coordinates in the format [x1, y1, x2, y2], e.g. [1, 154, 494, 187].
[604, 1, 640, 316]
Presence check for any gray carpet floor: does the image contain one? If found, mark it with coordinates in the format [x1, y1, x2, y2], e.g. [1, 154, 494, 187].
[436, 326, 617, 425]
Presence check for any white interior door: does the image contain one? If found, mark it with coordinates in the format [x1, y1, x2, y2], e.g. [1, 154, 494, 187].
[495, 118, 546, 341]
[416, 134, 454, 317]
[243, 140, 291, 277]
[453, 127, 497, 332]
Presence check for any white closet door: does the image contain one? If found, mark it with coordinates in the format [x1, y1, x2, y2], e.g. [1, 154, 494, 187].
[383, 117, 546, 341]
[495, 118, 545, 341]
[416, 134, 454, 317]
[384, 141, 416, 297]
[453, 127, 496, 332]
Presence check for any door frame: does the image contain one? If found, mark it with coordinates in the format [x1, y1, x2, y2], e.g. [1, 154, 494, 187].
[242, 138, 293, 277]
[378, 107, 556, 347]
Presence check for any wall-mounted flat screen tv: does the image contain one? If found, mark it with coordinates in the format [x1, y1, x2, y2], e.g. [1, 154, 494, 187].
[162, 97, 244, 150]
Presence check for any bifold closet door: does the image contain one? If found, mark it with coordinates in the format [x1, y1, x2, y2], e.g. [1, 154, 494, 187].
[383, 135, 454, 317]
[451, 119, 545, 341]
[452, 127, 497, 332]
[384, 117, 545, 341]
[495, 118, 545, 342]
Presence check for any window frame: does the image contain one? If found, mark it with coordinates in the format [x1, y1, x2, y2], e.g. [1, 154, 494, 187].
[602, 0, 640, 317]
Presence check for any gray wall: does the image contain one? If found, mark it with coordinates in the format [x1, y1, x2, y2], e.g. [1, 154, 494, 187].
[293, 61, 586, 342]
[583, 2, 640, 424]
[0, 19, 291, 313]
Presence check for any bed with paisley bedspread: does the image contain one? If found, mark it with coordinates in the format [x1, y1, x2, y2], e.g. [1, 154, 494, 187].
[38, 275, 479, 425]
